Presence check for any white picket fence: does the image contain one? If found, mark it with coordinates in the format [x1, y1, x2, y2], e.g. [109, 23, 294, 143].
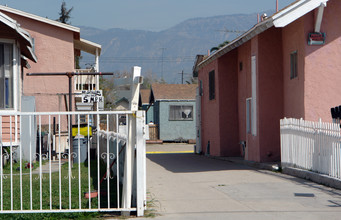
[280, 118, 341, 179]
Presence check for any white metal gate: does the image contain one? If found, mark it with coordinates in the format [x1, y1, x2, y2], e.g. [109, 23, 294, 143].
[0, 110, 146, 216]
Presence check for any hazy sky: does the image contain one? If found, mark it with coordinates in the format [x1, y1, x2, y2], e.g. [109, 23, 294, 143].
[0, 0, 297, 31]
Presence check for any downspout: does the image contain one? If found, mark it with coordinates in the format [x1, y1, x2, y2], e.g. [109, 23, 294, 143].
[315, 2, 326, 32]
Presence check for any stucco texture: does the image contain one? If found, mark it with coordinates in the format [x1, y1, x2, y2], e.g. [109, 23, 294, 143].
[157, 101, 196, 141]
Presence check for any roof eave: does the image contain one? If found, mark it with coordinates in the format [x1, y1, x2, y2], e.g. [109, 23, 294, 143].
[74, 38, 102, 56]
[273, 0, 329, 28]
[0, 5, 80, 33]
[197, 0, 329, 69]
[198, 18, 274, 69]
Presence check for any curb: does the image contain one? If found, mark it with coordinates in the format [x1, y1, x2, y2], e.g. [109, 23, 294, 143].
[282, 167, 341, 190]
[206, 155, 341, 191]
[206, 155, 280, 171]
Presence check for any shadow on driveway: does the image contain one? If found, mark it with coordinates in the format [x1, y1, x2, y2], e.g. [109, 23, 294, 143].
[147, 153, 253, 173]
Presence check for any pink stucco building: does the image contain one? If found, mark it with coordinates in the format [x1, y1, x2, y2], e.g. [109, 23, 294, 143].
[0, 6, 101, 146]
[195, 0, 339, 162]
[0, 6, 101, 114]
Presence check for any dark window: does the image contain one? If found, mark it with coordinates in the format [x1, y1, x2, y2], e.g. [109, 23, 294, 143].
[0, 43, 13, 109]
[290, 51, 298, 79]
[209, 70, 215, 100]
[239, 62, 243, 71]
[169, 105, 193, 121]
[199, 80, 203, 96]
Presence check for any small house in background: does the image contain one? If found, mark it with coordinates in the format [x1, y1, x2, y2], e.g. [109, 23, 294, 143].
[140, 89, 153, 124]
[195, 0, 341, 162]
[114, 90, 131, 111]
[150, 84, 197, 142]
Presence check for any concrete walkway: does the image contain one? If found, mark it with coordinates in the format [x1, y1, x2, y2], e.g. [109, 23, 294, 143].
[141, 144, 341, 220]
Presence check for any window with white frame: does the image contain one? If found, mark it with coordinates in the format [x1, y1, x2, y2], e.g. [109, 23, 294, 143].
[0, 43, 14, 109]
[169, 105, 193, 121]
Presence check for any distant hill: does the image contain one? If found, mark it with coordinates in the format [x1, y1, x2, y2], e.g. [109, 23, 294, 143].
[79, 11, 272, 83]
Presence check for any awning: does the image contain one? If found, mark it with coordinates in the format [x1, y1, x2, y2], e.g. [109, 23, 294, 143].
[0, 11, 37, 63]
[74, 38, 101, 56]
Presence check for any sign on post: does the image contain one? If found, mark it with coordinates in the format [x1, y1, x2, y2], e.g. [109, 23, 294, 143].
[81, 90, 104, 103]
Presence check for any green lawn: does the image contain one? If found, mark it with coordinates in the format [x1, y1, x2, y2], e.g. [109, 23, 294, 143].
[0, 160, 120, 211]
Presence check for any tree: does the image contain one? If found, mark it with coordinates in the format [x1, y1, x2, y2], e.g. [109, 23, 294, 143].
[210, 40, 230, 53]
[56, 1, 73, 24]
[141, 72, 167, 89]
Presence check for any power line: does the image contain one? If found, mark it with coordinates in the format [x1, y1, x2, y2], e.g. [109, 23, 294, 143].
[160, 48, 166, 79]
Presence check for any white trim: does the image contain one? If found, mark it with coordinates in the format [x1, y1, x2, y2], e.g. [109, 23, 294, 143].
[0, 39, 20, 112]
[251, 56, 257, 136]
[273, 0, 329, 28]
[198, 0, 329, 69]
[0, 5, 80, 33]
[1, 142, 19, 146]
[13, 42, 18, 111]
[74, 38, 102, 56]
[0, 12, 37, 62]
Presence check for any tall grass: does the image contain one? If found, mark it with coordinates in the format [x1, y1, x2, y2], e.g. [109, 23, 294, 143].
[0, 159, 119, 211]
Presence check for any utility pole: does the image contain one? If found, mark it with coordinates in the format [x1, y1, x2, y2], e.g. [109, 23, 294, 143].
[160, 48, 166, 79]
[178, 70, 184, 84]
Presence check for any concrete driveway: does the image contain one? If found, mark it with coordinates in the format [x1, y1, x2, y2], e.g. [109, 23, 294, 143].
[142, 144, 341, 220]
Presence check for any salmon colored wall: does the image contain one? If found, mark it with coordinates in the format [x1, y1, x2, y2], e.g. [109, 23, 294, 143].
[304, 1, 341, 122]
[218, 49, 239, 156]
[237, 42, 251, 157]
[282, 16, 305, 119]
[198, 60, 221, 156]
[2, 12, 75, 113]
[246, 36, 260, 162]
[257, 27, 283, 162]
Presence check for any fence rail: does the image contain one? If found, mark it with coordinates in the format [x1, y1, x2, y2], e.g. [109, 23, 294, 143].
[280, 118, 341, 179]
[0, 110, 146, 216]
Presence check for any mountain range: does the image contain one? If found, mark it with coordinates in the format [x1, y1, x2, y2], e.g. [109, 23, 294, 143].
[79, 11, 273, 83]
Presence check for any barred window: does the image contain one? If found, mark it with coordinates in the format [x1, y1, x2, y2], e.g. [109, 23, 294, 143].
[290, 51, 298, 79]
[209, 70, 215, 100]
[169, 105, 193, 121]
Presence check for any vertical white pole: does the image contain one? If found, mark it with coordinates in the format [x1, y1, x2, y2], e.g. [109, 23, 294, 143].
[87, 114, 91, 209]
[95, 48, 100, 90]
[106, 114, 110, 208]
[78, 114, 81, 209]
[116, 114, 120, 209]
[136, 111, 146, 216]
[39, 115, 42, 210]
[10, 116, 13, 210]
[59, 115, 62, 210]
[19, 115, 22, 211]
[97, 113, 100, 208]
[29, 115, 32, 210]
[122, 66, 141, 215]
[49, 115, 52, 210]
